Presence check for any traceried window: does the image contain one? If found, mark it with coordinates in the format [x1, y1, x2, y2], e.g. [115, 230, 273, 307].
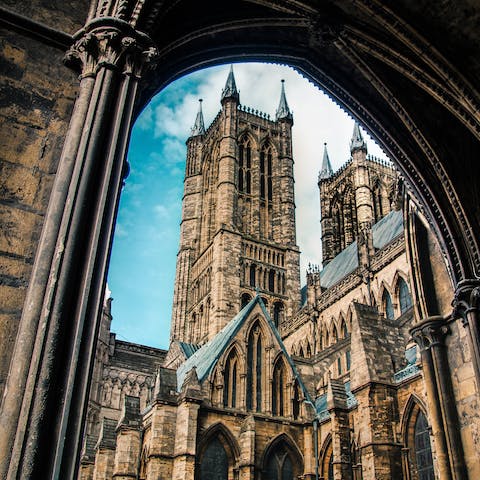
[414, 411, 435, 480]
[264, 442, 298, 480]
[398, 277, 413, 314]
[272, 359, 287, 416]
[199, 437, 228, 480]
[383, 290, 394, 320]
[247, 323, 263, 412]
[238, 137, 251, 194]
[223, 350, 239, 408]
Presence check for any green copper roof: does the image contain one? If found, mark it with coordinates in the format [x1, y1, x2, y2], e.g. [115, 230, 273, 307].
[320, 209, 403, 289]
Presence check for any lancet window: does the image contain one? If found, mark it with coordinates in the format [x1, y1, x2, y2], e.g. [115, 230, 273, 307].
[223, 349, 239, 408]
[238, 137, 251, 194]
[260, 145, 273, 201]
[398, 277, 413, 314]
[414, 411, 435, 480]
[247, 323, 263, 412]
[272, 358, 287, 416]
[383, 290, 394, 320]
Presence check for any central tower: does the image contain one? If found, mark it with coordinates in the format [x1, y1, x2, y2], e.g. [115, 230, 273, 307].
[170, 68, 301, 345]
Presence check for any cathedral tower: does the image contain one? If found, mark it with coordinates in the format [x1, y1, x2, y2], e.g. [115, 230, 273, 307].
[170, 68, 301, 345]
[319, 122, 397, 265]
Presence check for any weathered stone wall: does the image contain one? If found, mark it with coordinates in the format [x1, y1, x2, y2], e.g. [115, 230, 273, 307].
[0, 4, 86, 394]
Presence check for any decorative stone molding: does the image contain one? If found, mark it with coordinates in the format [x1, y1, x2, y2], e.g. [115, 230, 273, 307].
[64, 19, 158, 78]
[410, 316, 450, 350]
[452, 278, 480, 327]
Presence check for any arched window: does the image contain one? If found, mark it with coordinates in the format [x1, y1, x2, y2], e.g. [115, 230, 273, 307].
[223, 350, 239, 408]
[414, 411, 435, 480]
[398, 277, 413, 314]
[263, 438, 302, 480]
[268, 269, 275, 292]
[340, 319, 348, 338]
[260, 145, 273, 201]
[249, 264, 256, 287]
[238, 137, 251, 194]
[337, 357, 342, 375]
[247, 323, 263, 412]
[241, 293, 251, 309]
[292, 381, 301, 420]
[383, 290, 394, 320]
[346, 351, 351, 371]
[199, 437, 228, 480]
[272, 359, 287, 416]
[273, 302, 284, 327]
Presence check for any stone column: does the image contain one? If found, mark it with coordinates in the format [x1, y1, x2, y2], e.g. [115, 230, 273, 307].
[113, 396, 143, 480]
[238, 415, 256, 480]
[0, 16, 158, 480]
[173, 368, 202, 480]
[453, 279, 480, 388]
[411, 316, 468, 480]
[93, 417, 118, 480]
[327, 378, 353, 480]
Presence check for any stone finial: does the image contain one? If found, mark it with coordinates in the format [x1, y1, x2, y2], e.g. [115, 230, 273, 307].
[350, 121, 367, 154]
[276, 79, 293, 121]
[221, 65, 239, 103]
[319, 142, 334, 180]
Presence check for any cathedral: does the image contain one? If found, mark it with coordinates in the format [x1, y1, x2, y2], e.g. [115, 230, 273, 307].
[79, 68, 453, 480]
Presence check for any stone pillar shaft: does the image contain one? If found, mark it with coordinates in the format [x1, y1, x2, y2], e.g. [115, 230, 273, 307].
[0, 20, 157, 479]
[411, 316, 468, 480]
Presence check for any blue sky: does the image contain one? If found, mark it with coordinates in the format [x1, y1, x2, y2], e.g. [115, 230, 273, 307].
[107, 63, 388, 349]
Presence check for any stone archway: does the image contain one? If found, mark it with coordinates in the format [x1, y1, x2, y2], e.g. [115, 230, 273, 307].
[1, 1, 480, 479]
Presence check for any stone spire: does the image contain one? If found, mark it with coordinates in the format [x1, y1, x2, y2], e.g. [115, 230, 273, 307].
[221, 65, 239, 103]
[319, 142, 334, 180]
[276, 79, 293, 121]
[350, 121, 367, 154]
[191, 99, 205, 136]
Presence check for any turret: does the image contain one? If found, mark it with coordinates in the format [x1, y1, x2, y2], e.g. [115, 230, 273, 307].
[319, 142, 333, 180]
[276, 79, 293, 123]
[221, 64, 240, 104]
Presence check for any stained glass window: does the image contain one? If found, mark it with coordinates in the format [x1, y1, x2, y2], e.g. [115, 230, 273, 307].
[414, 411, 435, 480]
[200, 438, 228, 480]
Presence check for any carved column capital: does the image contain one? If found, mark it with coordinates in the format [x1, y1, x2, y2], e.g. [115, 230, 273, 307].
[410, 316, 450, 350]
[452, 278, 480, 327]
[64, 19, 158, 78]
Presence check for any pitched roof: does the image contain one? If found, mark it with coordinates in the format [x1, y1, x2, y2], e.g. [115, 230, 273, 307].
[176, 297, 258, 390]
[176, 296, 314, 405]
[320, 209, 404, 289]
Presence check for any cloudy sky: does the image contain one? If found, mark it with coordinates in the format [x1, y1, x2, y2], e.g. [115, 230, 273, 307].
[107, 63, 388, 349]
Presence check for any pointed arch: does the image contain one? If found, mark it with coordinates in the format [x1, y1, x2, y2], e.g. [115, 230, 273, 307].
[261, 433, 303, 480]
[197, 422, 240, 480]
[401, 395, 435, 480]
[381, 286, 395, 320]
[272, 355, 289, 416]
[319, 433, 334, 480]
[238, 133, 254, 194]
[246, 319, 265, 412]
[397, 276, 413, 314]
[339, 315, 348, 339]
[222, 344, 243, 408]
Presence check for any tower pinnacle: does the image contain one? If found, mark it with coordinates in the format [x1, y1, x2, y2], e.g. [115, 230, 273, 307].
[319, 142, 334, 180]
[350, 121, 367, 154]
[191, 99, 205, 136]
[221, 65, 239, 103]
[276, 79, 293, 121]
